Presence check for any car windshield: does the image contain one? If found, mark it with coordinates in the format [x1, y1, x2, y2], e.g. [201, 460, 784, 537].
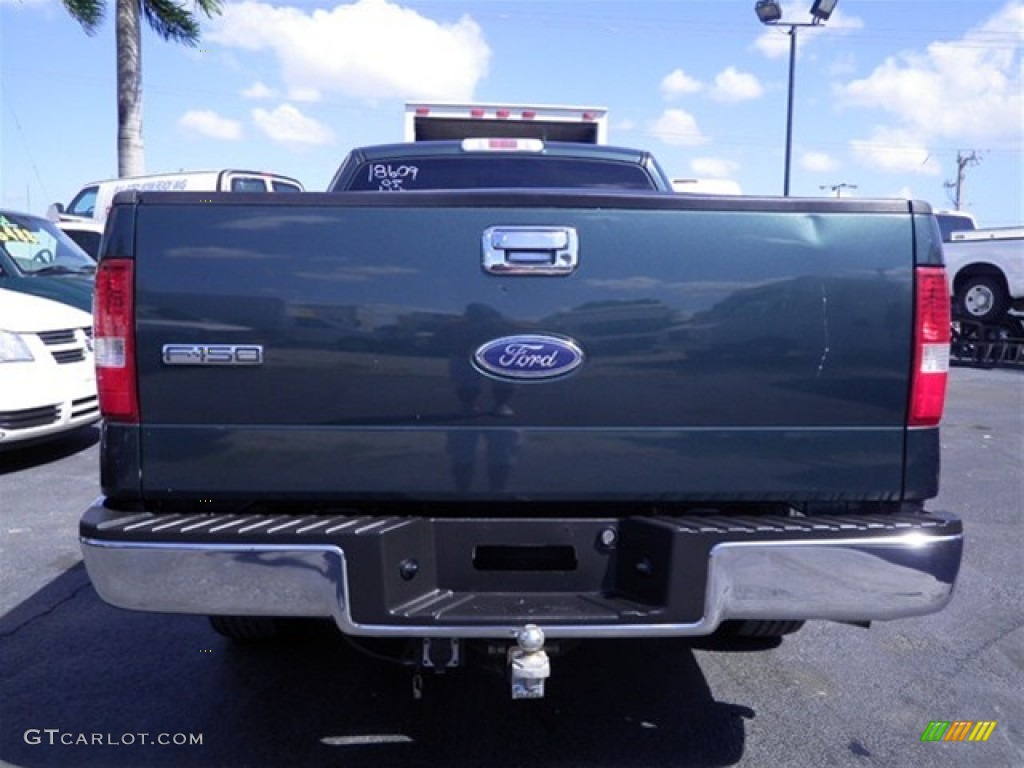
[0, 211, 96, 275]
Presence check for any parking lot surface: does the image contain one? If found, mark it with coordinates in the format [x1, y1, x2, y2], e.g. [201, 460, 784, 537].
[1, 366, 1021, 767]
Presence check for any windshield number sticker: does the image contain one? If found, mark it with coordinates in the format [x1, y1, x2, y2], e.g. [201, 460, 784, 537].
[367, 164, 419, 191]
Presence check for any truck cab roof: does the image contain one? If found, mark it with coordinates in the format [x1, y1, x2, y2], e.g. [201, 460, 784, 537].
[327, 140, 673, 193]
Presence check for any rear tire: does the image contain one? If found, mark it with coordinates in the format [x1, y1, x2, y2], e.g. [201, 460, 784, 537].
[956, 275, 1009, 324]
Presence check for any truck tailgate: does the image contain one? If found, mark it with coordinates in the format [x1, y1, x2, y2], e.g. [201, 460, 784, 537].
[130, 192, 917, 502]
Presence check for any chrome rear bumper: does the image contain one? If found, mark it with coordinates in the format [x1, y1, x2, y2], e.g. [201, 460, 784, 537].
[80, 505, 962, 639]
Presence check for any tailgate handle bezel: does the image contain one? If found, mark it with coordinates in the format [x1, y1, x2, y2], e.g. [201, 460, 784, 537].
[482, 226, 579, 275]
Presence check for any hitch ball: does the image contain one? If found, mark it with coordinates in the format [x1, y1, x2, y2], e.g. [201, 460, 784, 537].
[517, 624, 545, 653]
[509, 624, 550, 700]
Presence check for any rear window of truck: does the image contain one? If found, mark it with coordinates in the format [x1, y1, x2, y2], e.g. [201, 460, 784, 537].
[345, 157, 657, 192]
[230, 177, 304, 193]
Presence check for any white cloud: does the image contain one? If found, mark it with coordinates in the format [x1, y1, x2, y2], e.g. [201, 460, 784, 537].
[711, 67, 763, 102]
[649, 109, 709, 146]
[691, 157, 739, 179]
[178, 110, 243, 140]
[287, 86, 322, 103]
[252, 104, 334, 147]
[660, 69, 702, 100]
[208, 0, 490, 102]
[242, 82, 276, 100]
[754, 26, 791, 61]
[838, 2, 1022, 166]
[801, 151, 838, 173]
[849, 128, 942, 176]
[829, 53, 857, 77]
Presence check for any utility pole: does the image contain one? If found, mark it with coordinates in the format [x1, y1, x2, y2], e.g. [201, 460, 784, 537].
[944, 151, 982, 210]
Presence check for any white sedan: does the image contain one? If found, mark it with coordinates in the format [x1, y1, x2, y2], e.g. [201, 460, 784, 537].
[0, 288, 99, 446]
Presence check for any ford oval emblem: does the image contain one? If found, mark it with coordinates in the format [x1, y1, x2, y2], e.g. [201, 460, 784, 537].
[474, 335, 585, 381]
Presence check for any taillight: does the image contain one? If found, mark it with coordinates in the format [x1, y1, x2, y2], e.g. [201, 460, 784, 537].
[94, 259, 138, 423]
[909, 266, 950, 427]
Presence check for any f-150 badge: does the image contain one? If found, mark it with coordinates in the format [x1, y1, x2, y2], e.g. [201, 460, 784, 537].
[162, 344, 263, 366]
[473, 335, 584, 381]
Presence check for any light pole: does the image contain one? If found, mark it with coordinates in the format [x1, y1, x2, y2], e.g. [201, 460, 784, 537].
[820, 183, 857, 198]
[755, 0, 838, 196]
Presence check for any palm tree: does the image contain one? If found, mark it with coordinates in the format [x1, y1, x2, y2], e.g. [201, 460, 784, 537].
[61, 0, 221, 176]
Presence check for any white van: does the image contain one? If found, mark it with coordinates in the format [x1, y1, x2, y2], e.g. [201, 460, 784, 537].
[48, 170, 304, 254]
[0, 288, 99, 446]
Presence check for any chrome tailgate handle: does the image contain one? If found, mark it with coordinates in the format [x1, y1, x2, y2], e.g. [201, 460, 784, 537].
[482, 226, 579, 275]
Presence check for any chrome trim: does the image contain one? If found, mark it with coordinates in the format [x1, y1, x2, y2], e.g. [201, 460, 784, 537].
[81, 529, 961, 639]
[161, 344, 263, 366]
[482, 226, 579, 275]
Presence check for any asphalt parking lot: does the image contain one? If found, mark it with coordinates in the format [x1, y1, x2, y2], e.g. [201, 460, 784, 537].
[1, 366, 1021, 768]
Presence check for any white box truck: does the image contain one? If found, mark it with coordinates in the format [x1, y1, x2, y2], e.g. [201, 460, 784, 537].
[404, 102, 609, 144]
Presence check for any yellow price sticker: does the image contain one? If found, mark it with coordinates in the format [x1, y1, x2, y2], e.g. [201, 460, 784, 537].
[0, 226, 40, 244]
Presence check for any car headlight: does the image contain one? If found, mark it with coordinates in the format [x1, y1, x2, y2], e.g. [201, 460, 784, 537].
[0, 330, 35, 363]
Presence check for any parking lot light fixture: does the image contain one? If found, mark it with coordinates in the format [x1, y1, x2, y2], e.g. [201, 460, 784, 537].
[755, 0, 839, 196]
[755, 0, 782, 24]
[810, 0, 838, 22]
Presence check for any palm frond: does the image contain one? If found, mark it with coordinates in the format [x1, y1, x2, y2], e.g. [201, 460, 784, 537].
[193, 0, 222, 20]
[139, 0, 221, 45]
[139, 0, 197, 44]
[61, 0, 105, 35]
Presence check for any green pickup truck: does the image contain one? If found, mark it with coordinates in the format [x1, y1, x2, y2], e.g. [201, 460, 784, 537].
[79, 139, 961, 698]
[0, 209, 95, 312]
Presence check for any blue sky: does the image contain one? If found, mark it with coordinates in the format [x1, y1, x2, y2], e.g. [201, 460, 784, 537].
[1, 0, 1021, 225]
